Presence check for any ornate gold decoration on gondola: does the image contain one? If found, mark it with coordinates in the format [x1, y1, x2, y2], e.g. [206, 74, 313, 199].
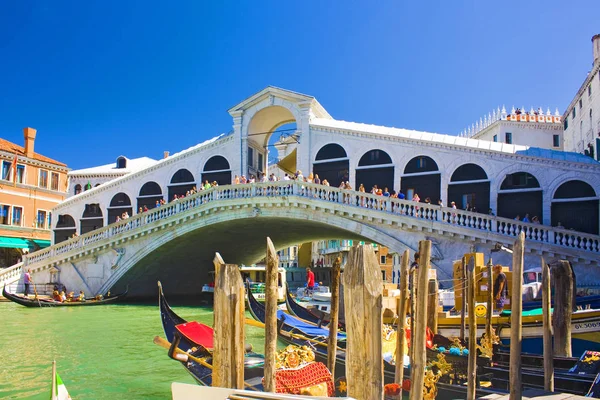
[275, 345, 315, 369]
[477, 328, 499, 358]
[423, 353, 452, 400]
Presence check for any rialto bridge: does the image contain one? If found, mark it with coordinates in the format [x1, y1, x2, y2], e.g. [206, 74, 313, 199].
[2, 87, 600, 298]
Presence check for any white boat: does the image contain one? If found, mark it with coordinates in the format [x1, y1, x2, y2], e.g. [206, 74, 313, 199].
[295, 285, 332, 313]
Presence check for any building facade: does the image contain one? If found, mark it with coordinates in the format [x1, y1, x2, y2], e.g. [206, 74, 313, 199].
[0, 128, 69, 267]
[463, 106, 563, 150]
[563, 34, 600, 159]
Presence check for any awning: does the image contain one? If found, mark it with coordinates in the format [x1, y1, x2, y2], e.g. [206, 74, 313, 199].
[0, 237, 51, 250]
[277, 148, 297, 176]
[0, 237, 30, 249]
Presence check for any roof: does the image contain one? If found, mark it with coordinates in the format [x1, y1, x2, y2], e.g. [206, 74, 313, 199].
[68, 156, 158, 176]
[310, 118, 600, 165]
[0, 137, 67, 167]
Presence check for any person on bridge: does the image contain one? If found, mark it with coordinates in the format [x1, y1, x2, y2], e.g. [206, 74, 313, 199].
[23, 269, 32, 296]
[306, 267, 315, 293]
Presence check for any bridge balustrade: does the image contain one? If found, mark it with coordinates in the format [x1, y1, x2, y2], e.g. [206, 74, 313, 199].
[17, 181, 600, 269]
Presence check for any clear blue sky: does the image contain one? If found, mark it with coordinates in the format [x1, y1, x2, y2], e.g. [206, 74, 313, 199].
[1, 1, 598, 169]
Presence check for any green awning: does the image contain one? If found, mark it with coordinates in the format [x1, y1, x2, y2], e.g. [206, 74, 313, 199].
[0, 237, 30, 249]
[32, 239, 51, 249]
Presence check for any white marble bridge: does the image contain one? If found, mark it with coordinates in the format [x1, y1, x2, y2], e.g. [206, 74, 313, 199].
[2, 181, 599, 298]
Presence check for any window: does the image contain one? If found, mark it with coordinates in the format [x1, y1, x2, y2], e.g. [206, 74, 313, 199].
[39, 169, 48, 188]
[505, 132, 512, 144]
[572, 108, 576, 119]
[493, 135, 497, 142]
[0, 205, 10, 225]
[16, 165, 24, 184]
[2, 161, 11, 181]
[553, 134, 560, 147]
[258, 153, 263, 172]
[37, 210, 47, 229]
[51, 172, 59, 191]
[48, 212, 52, 228]
[579, 99, 583, 109]
[564, 118, 569, 130]
[116, 156, 127, 169]
[380, 255, 386, 264]
[589, 85, 592, 97]
[74, 184, 82, 195]
[247, 147, 254, 167]
[381, 271, 386, 281]
[12, 206, 23, 226]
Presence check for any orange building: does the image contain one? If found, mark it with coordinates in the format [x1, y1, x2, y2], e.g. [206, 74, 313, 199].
[0, 128, 69, 268]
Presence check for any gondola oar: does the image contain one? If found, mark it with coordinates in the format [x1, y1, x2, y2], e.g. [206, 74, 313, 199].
[153, 336, 261, 391]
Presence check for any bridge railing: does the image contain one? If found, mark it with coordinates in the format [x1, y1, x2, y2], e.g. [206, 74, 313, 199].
[20, 181, 600, 269]
[0, 261, 23, 288]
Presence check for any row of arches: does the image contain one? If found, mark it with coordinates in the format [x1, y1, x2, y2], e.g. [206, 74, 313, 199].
[314, 144, 599, 234]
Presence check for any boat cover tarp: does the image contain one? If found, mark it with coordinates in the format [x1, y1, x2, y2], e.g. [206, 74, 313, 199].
[176, 321, 214, 349]
[500, 308, 546, 317]
[277, 310, 346, 340]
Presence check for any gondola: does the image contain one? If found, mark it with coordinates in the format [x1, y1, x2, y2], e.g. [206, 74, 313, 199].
[285, 284, 346, 330]
[2, 285, 127, 307]
[157, 281, 266, 389]
[249, 285, 600, 398]
[247, 282, 507, 399]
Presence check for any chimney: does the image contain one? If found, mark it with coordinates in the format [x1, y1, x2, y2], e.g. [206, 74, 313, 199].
[163, 151, 169, 159]
[593, 34, 600, 66]
[23, 127, 37, 158]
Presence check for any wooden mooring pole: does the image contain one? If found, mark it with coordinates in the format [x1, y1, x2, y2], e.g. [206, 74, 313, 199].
[263, 238, 279, 392]
[485, 257, 493, 345]
[542, 256, 554, 392]
[427, 273, 439, 334]
[509, 232, 525, 400]
[343, 244, 383, 400]
[467, 255, 477, 400]
[553, 260, 573, 357]
[327, 255, 342, 376]
[409, 240, 431, 400]
[409, 267, 416, 365]
[212, 253, 245, 389]
[395, 250, 410, 397]
[460, 256, 467, 341]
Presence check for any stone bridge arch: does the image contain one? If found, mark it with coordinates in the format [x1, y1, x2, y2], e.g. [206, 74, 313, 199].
[99, 205, 429, 297]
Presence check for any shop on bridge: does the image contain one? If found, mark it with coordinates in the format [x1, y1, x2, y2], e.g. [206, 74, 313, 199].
[201, 155, 232, 185]
[168, 169, 195, 200]
[551, 180, 599, 234]
[355, 149, 394, 193]
[497, 172, 543, 221]
[401, 156, 441, 202]
[312, 144, 349, 188]
[54, 214, 76, 244]
[81, 204, 103, 235]
[108, 193, 134, 223]
[137, 182, 163, 210]
[447, 163, 490, 212]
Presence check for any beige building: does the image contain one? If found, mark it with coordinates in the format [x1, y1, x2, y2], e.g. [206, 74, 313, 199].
[0, 128, 69, 267]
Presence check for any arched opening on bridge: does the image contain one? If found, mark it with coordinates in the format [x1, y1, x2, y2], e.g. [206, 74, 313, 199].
[552, 180, 599, 234]
[401, 156, 441, 202]
[168, 169, 195, 200]
[447, 163, 490, 213]
[202, 156, 231, 185]
[54, 214, 76, 243]
[268, 123, 298, 179]
[355, 149, 394, 192]
[74, 184, 82, 196]
[80, 204, 103, 234]
[108, 193, 133, 223]
[247, 106, 297, 178]
[137, 182, 163, 210]
[313, 143, 349, 187]
[497, 172, 542, 221]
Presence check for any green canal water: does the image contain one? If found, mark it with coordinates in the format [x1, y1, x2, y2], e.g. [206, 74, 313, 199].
[0, 301, 267, 399]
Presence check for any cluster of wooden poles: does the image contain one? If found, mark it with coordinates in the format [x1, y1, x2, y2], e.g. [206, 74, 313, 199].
[210, 232, 574, 400]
